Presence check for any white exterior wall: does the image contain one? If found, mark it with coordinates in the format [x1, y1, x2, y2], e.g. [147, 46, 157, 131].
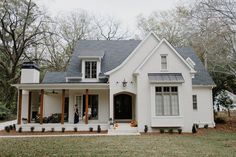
[109, 34, 160, 120]
[192, 86, 215, 127]
[68, 89, 109, 124]
[137, 42, 193, 132]
[44, 94, 61, 117]
[20, 69, 40, 83]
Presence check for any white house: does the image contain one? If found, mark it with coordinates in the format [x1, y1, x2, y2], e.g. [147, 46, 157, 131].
[13, 32, 215, 133]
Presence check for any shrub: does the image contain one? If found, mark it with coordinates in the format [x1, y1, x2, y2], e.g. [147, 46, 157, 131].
[192, 124, 197, 134]
[18, 127, 22, 133]
[178, 128, 182, 134]
[144, 125, 148, 133]
[89, 127, 93, 132]
[97, 125, 101, 133]
[62, 127, 65, 132]
[51, 128, 54, 132]
[42, 128, 45, 132]
[74, 127, 77, 132]
[204, 124, 208, 129]
[0, 105, 10, 120]
[160, 128, 164, 134]
[30, 126, 34, 132]
[13, 124, 16, 130]
[215, 117, 226, 124]
[168, 129, 173, 134]
[5, 126, 10, 133]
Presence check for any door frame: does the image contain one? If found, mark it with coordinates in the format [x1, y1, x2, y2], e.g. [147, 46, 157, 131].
[113, 93, 134, 122]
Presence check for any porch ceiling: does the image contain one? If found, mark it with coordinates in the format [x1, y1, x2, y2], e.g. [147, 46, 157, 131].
[12, 83, 109, 90]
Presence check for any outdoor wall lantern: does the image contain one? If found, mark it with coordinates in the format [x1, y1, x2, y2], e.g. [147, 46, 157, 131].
[122, 79, 127, 87]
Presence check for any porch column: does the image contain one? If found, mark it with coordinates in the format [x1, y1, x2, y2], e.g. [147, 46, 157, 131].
[61, 89, 65, 124]
[17, 89, 22, 125]
[27, 91, 32, 123]
[40, 89, 44, 124]
[85, 89, 89, 124]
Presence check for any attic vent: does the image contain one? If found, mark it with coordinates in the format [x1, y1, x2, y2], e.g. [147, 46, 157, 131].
[186, 57, 196, 69]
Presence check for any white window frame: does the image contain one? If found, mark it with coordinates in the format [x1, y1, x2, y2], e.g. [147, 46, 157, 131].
[155, 86, 179, 116]
[161, 55, 168, 70]
[193, 95, 197, 110]
[85, 61, 97, 79]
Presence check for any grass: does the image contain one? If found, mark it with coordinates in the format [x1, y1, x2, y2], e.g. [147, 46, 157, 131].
[0, 130, 235, 157]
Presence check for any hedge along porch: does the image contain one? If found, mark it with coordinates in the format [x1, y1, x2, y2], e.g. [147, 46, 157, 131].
[13, 83, 110, 131]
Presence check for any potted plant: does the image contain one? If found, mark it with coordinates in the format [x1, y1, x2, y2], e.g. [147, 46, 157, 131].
[30, 126, 35, 132]
[144, 125, 148, 133]
[178, 128, 182, 134]
[74, 127, 77, 132]
[192, 124, 197, 134]
[89, 127, 93, 132]
[9, 125, 13, 130]
[97, 125, 101, 133]
[51, 128, 54, 132]
[62, 127, 65, 132]
[42, 128, 45, 132]
[5, 126, 10, 133]
[18, 127, 22, 133]
[204, 124, 208, 129]
[13, 124, 16, 130]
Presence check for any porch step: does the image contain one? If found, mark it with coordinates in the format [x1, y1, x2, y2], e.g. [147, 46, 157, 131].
[108, 123, 139, 135]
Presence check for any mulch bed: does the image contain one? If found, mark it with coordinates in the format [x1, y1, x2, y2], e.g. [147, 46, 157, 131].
[0, 130, 108, 136]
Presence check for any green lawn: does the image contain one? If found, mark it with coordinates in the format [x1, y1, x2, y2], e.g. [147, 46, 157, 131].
[0, 130, 236, 157]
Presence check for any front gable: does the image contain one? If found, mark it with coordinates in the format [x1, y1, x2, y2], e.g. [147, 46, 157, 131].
[134, 39, 196, 75]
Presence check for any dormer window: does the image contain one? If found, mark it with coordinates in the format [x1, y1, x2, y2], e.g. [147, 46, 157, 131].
[85, 61, 97, 78]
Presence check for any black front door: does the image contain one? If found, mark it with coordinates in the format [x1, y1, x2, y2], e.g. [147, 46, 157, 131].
[114, 94, 132, 120]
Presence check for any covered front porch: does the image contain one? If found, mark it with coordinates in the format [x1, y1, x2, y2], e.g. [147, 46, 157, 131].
[14, 83, 110, 131]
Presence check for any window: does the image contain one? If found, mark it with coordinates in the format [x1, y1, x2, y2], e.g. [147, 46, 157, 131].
[83, 95, 98, 120]
[161, 55, 167, 70]
[75, 96, 83, 118]
[85, 61, 97, 78]
[155, 86, 179, 116]
[193, 95, 197, 110]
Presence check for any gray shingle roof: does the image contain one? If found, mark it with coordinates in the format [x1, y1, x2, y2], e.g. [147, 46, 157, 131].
[42, 40, 215, 86]
[42, 72, 66, 83]
[66, 40, 141, 77]
[175, 47, 215, 86]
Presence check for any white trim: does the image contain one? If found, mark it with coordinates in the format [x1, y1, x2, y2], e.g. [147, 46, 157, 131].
[12, 83, 109, 90]
[192, 85, 216, 88]
[104, 31, 160, 75]
[134, 39, 196, 74]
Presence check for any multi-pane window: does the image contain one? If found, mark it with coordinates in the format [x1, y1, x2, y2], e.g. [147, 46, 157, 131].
[75, 96, 82, 118]
[161, 55, 167, 70]
[83, 95, 98, 120]
[85, 61, 97, 78]
[155, 86, 179, 116]
[193, 95, 197, 110]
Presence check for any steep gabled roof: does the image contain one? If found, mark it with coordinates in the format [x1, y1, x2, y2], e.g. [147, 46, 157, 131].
[42, 40, 215, 86]
[176, 47, 215, 86]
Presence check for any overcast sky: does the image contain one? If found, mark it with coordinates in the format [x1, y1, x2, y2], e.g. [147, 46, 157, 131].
[34, 0, 181, 34]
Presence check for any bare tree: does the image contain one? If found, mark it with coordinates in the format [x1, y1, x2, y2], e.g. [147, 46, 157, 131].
[93, 16, 130, 40]
[0, 0, 47, 108]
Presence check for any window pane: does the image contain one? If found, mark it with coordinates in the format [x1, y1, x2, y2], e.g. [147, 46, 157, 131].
[161, 56, 167, 70]
[85, 62, 90, 78]
[163, 87, 170, 92]
[156, 87, 162, 93]
[171, 94, 179, 115]
[155, 94, 163, 116]
[171, 87, 178, 92]
[91, 62, 97, 78]
[163, 95, 171, 115]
